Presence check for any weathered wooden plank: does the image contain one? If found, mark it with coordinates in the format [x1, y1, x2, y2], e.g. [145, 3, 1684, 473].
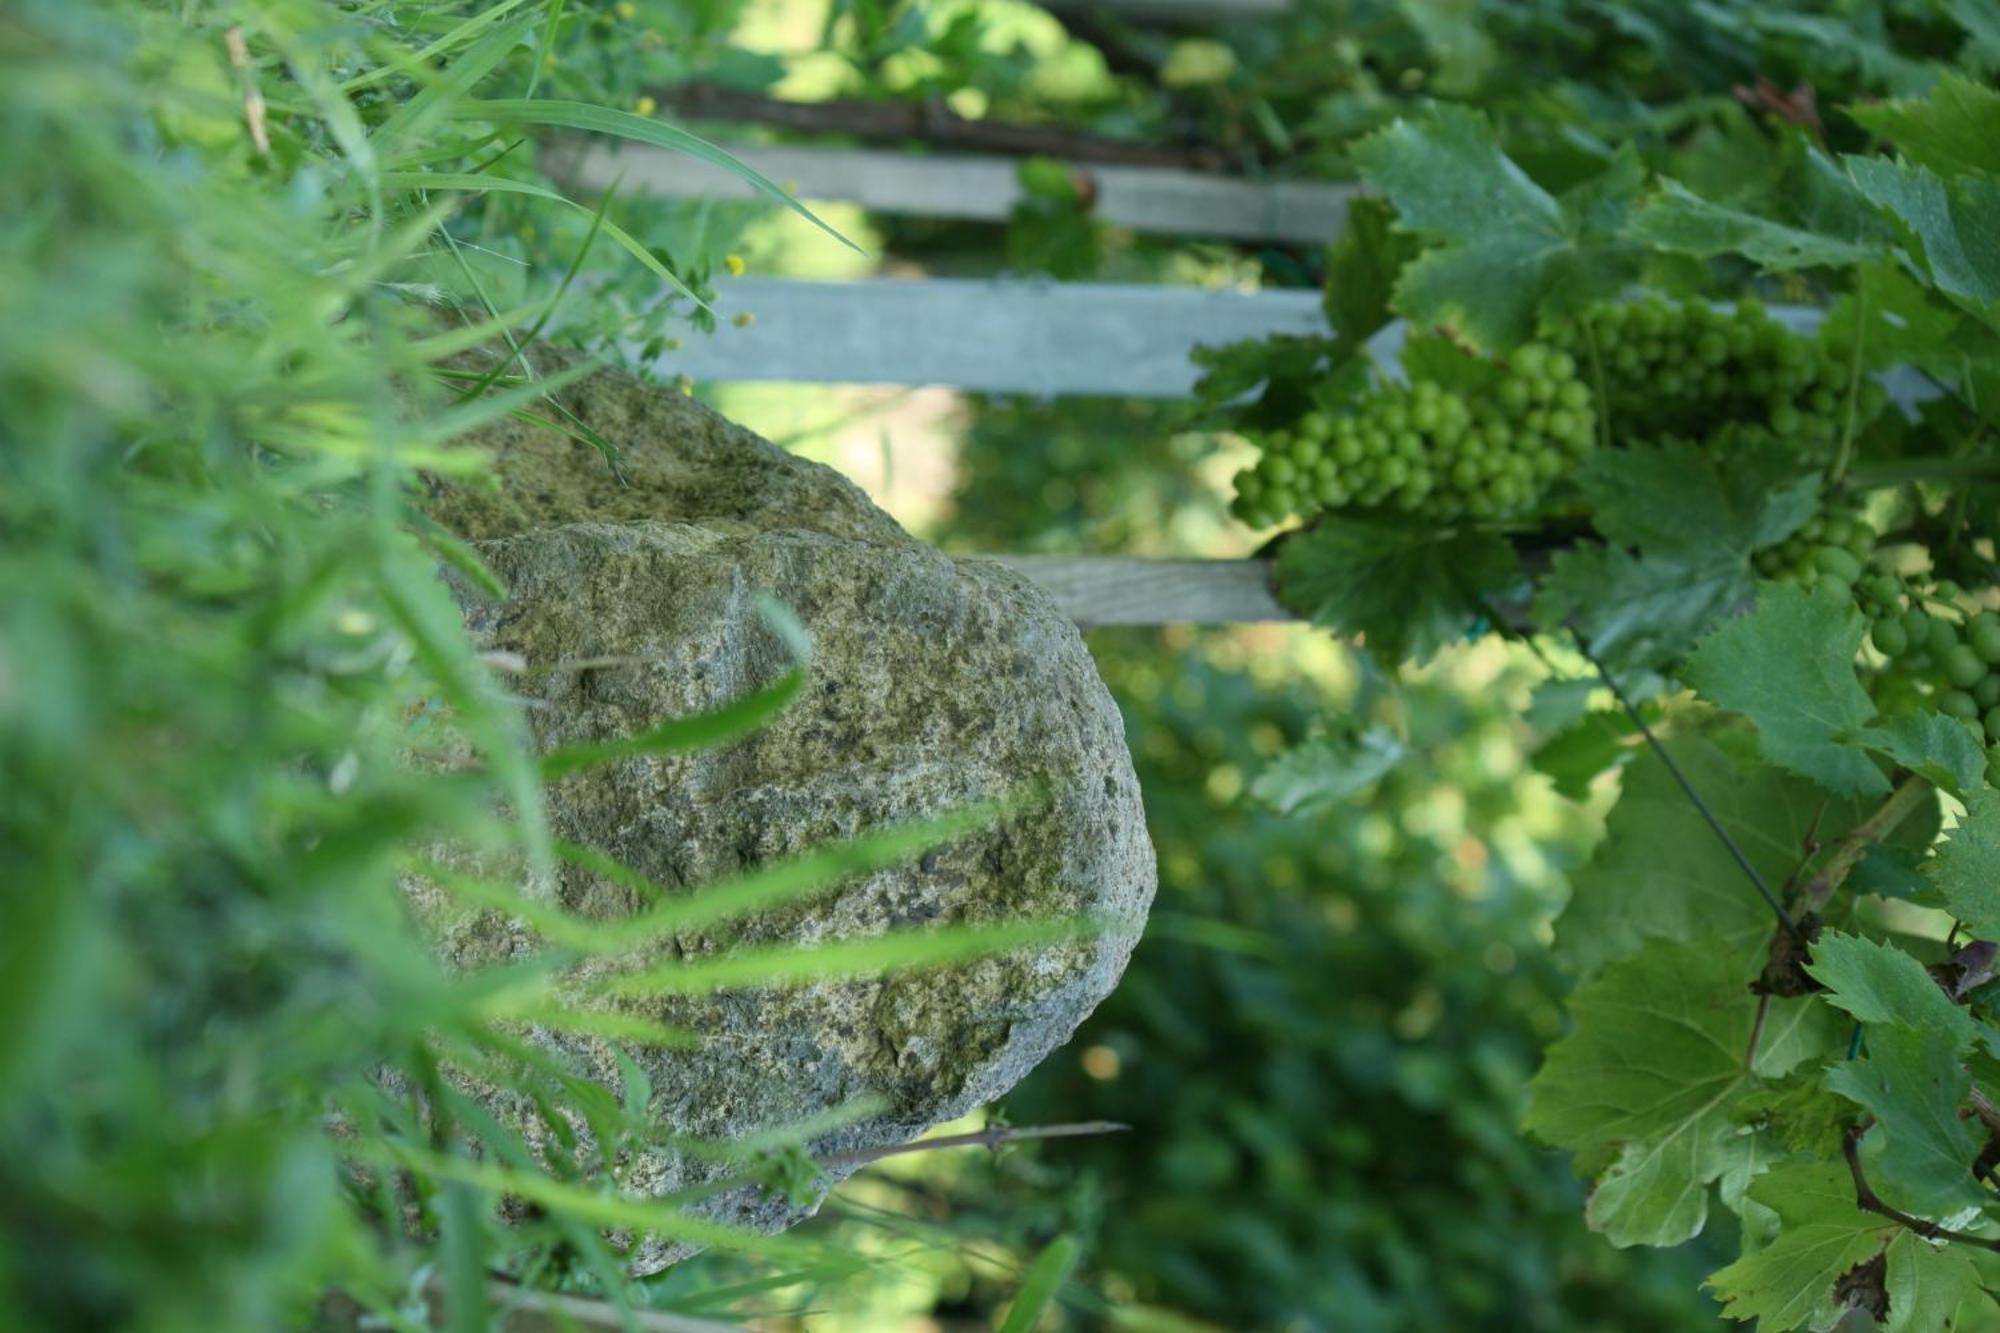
[643, 277, 1325, 396]
[550, 140, 1356, 244]
[1039, 0, 1293, 22]
[986, 556, 1291, 625]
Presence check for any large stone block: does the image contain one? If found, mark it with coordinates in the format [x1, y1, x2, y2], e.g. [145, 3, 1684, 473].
[421, 368, 1154, 1268]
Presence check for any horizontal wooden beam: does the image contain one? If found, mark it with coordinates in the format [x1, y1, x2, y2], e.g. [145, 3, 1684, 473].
[986, 556, 1291, 625]
[549, 141, 1356, 245]
[641, 277, 1326, 396]
[1038, 0, 1293, 22]
[645, 84, 1226, 170]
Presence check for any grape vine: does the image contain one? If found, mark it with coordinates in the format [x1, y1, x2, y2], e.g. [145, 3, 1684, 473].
[1208, 80, 2000, 1330]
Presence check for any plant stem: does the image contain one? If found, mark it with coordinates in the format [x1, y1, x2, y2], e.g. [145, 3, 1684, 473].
[1580, 312, 1613, 454]
[1844, 1122, 2000, 1253]
[1831, 281, 1867, 485]
[1792, 775, 1933, 917]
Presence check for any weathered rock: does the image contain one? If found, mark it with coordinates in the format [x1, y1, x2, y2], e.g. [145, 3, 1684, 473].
[420, 367, 1154, 1269]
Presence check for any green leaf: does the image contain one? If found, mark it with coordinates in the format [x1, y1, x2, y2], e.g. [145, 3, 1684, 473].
[1274, 518, 1518, 667]
[1524, 937, 1830, 1247]
[1847, 156, 2000, 314]
[540, 669, 804, 780]
[1531, 711, 1635, 801]
[998, 1235, 1081, 1333]
[1249, 727, 1404, 815]
[1847, 712, 1986, 796]
[1577, 442, 1819, 558]
[1846, 73, 2000, 178]
[1883, 1235, 1986, 1333]
[1820, 259, 1966, 379]
[1825, 1025, 1985, 1217]
[1352, 108, 1640, 350]
[1321, 196, 1421, 362]
[1542, 444, 1819, 676]
[1685, 582, 1886, 798]
[1930, 790, 2000, 941]
[1554, 738, 1873, 979]
[1805, 931, 1987, 1055]
[1706, 1158, 1898, 1330]
[1625, 177, 1884, 272]
[449, 101, 861, 254]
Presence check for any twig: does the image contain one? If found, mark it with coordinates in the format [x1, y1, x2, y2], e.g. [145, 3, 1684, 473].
[1843, 1122, 2000, 1253]
[1571, 633, 1807, 946]
[224, 26, 269, 156]
[1792, 775, 1933, 917]
[818, 1120, 1129, 1169]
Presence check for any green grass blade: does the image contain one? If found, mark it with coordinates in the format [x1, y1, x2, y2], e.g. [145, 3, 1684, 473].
[448, 100, 864, 253]
[601, 917, 1093, 998]
[340, 0, 538, 94]
[556, 791, 1029, 946]
[379, 170, 711, 308]
[375, 16, 539, 153]
[999, 1236, 1081, 1333]
[540, 668, 805, 780]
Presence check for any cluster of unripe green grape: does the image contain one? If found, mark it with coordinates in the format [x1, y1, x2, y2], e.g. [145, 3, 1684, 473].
[1753, 506, 1878, 593]
[1761, 508, 2000, 742]
[1228, 343, 1596, 527]
[1539, 296, 1886, 454]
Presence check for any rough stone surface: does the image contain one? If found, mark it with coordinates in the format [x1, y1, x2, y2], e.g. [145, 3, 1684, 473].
[420, 365, 1154, 1269]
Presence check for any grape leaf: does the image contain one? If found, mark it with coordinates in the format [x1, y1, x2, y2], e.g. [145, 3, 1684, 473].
[1524, 936, 1832, 1247]
[1706, 1158, 1900, 1330]
[1321, 195, 1421, 364]
[1824, 1025, 1985, 1217]
[1930, 790, 2000, 941]
[1804, 932, 1989, 1056]
[1820, 260, 1966, 379]
[1540, 445, 1817, 677]
[1845, 712, 1986, 797]
[1273, 518, 1519, 667]
[1685, 582, 1887, 798]
[1626, 177, 1883, 272]
[1846, 73, 2000, 179]
[1883, 1236, 1986, 1333]
[1532, 711, 1635, 801]
[1847, 156, 2000, 314]
[1576, 442, 1819, 557]
[1351, 107, 1641, 351]
[1555, 738, 1872, 979]
[1249, 726, 1404, 815]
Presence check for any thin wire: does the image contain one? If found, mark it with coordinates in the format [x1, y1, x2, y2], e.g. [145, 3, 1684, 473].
[1571, 631, 1809, 947]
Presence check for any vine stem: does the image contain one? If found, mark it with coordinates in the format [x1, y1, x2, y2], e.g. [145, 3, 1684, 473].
[1844, 1122, 2000, 1252]
[1792, 775, 1933, 917]
[1580, 312, 1614, 454]
[1831, 281, 1868, 486]
[817, 1120, 1129, 1169]
[1570, 633, 1808, 947]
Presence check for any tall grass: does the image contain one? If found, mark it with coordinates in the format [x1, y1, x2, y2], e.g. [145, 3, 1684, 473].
[0, 3, 1016, 1327]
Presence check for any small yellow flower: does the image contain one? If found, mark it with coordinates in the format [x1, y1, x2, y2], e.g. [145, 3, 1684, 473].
[633, 94, 656, 116]
[662, 336, 682, 352]
[723, 253, 745, 277]
[615, 1, 637, 17]
[732, 311, 755, 328]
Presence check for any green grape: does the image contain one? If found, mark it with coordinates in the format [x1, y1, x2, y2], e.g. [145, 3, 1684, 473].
[1944, 644, 1988, 690]
[1942, 690, 1981, 721]
[1971, 613, 2000, 664]
[1812, 547, 1861, 585]
[1987, 706, 2000, 744]
[1871, 619, 1910, 657]
[1978, 675, 2000, 710]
